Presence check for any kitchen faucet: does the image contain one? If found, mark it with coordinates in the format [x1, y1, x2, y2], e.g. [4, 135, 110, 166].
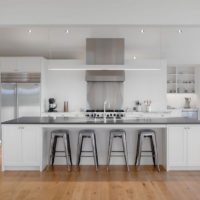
[104, 100, 110, 121]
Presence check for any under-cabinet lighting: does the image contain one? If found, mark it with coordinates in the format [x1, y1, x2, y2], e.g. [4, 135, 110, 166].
[133, 56, 137, 60]
[28, 29, 32, 33]
[65, 29, 69, 34]
[48, 68, 160, 71]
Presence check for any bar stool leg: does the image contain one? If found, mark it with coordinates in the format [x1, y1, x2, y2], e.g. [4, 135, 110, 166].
[91, 134, 98, 171]
[107, 133, 114, 170]
[150, 136, 156, 166]
[76, 134, 83, 166]
[152, 134, 160, 172]
[52, 136, 58, 165]
[48, 134, 54, 169]
[67, 134, 72, 166]
[62, 135, 70, 171]
[122, 133, 129, 171]
[135, 134, 140, 165]
[137, 134, 144, 170]
[94, 134, 99, 166]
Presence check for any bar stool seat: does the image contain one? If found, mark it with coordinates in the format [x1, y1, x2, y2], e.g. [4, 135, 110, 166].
[48, 129, 72, 171]
[77, 129, 98, 171]
[135, 129, 160, 172]
[107, 129, 129, 171]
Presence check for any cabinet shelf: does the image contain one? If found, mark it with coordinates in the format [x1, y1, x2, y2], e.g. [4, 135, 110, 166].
[167, 66, 195, 94]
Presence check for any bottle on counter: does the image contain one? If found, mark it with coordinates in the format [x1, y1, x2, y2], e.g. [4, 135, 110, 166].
[64, 101, 68, 112]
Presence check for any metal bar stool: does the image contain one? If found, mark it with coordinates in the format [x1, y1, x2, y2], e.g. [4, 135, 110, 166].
[107, 129, 129, 171]
[135, 129, 160, 172]
[48, 129, 72, 171]
[76, 129, 98, 171]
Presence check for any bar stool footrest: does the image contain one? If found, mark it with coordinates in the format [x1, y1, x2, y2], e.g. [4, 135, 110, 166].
[110, 155, 126, 157]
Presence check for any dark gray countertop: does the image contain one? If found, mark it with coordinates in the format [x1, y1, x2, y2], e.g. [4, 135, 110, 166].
[2, 117, 200, 125]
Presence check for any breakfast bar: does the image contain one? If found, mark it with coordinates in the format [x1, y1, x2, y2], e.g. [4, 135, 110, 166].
[2, 116, 200, 172]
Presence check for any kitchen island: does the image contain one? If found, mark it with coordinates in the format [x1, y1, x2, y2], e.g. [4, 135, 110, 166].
[2, 116, 200, 172]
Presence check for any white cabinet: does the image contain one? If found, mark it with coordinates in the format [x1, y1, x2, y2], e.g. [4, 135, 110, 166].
[2, 126, 21, 165]
[0, 57, 42, 72]
[187, 127, 200, 166]
[2, 125, 41, 170]
[168, 126, 186, 167]
[167, 125, 200, 170]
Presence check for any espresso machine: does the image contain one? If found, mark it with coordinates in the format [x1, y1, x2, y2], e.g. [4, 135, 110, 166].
[48, 98, 57, 112]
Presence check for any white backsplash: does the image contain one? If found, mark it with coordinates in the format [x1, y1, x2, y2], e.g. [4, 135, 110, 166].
[167, 93, 198, 108]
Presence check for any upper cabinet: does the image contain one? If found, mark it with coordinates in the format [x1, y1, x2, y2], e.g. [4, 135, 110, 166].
[167, 66, 196, 94]
[0, 57, 43, 72]
[160, 27, 200, 65]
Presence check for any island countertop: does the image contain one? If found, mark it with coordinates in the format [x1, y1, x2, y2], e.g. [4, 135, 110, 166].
[2, 116, 200, 125]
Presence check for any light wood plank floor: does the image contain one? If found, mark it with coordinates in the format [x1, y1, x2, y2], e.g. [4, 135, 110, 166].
[0, 143, 200, 200]
[1, 165, 200, 200]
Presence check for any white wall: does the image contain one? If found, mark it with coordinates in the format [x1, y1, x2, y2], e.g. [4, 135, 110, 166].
[1, 0, 200, 25]
[167, 94, 198, 108]
[45, 70, 87, 112]
[124, 64, 167, 111]
[44, 60, 167, 112]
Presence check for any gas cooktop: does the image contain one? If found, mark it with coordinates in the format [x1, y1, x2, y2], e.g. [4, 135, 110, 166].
[85, 109, 125, 118]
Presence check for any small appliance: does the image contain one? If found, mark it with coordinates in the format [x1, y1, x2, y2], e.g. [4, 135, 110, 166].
[48, 98, 57, 112]
[184, 97, 191, 109]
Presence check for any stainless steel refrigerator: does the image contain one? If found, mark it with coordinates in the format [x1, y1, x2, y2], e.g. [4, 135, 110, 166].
[1, 73, 41, 124]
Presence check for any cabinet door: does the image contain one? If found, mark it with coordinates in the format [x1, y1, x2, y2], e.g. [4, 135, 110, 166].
[17, 58, 41, 72]
[168, 126, 186, 166]
[21, 126, 40, 165]
[187, 126, 200, 166]
[2, 126, 21, 165]
[1, 57, 18, 72]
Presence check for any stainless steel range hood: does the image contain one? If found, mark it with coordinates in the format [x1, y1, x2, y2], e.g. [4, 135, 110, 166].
[86, 70, 125, 82]
[86, 38, 124, 65]
[86, 38, 125, 82]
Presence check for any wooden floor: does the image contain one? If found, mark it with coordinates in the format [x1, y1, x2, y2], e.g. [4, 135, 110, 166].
[1, 166, 200, 200]
[1, 145, 200, 200]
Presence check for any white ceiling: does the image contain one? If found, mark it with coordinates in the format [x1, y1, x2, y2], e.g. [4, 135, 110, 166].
[0, 26, 200, 65]
[1, 0, 200, 25]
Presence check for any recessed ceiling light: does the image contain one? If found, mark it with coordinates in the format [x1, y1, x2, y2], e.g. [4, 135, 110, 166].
[28, 29, 32, 33]
[178, 29, 182, 34]
[65, 29, 69, 34]
[141, 29, 144, 33]
[133, 56, 137, 60]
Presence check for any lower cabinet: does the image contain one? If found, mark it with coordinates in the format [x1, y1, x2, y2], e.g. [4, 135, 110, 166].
[167, 125, 200, 170]
[2, 125, 41, 170]
[187, 127, 200, 166]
